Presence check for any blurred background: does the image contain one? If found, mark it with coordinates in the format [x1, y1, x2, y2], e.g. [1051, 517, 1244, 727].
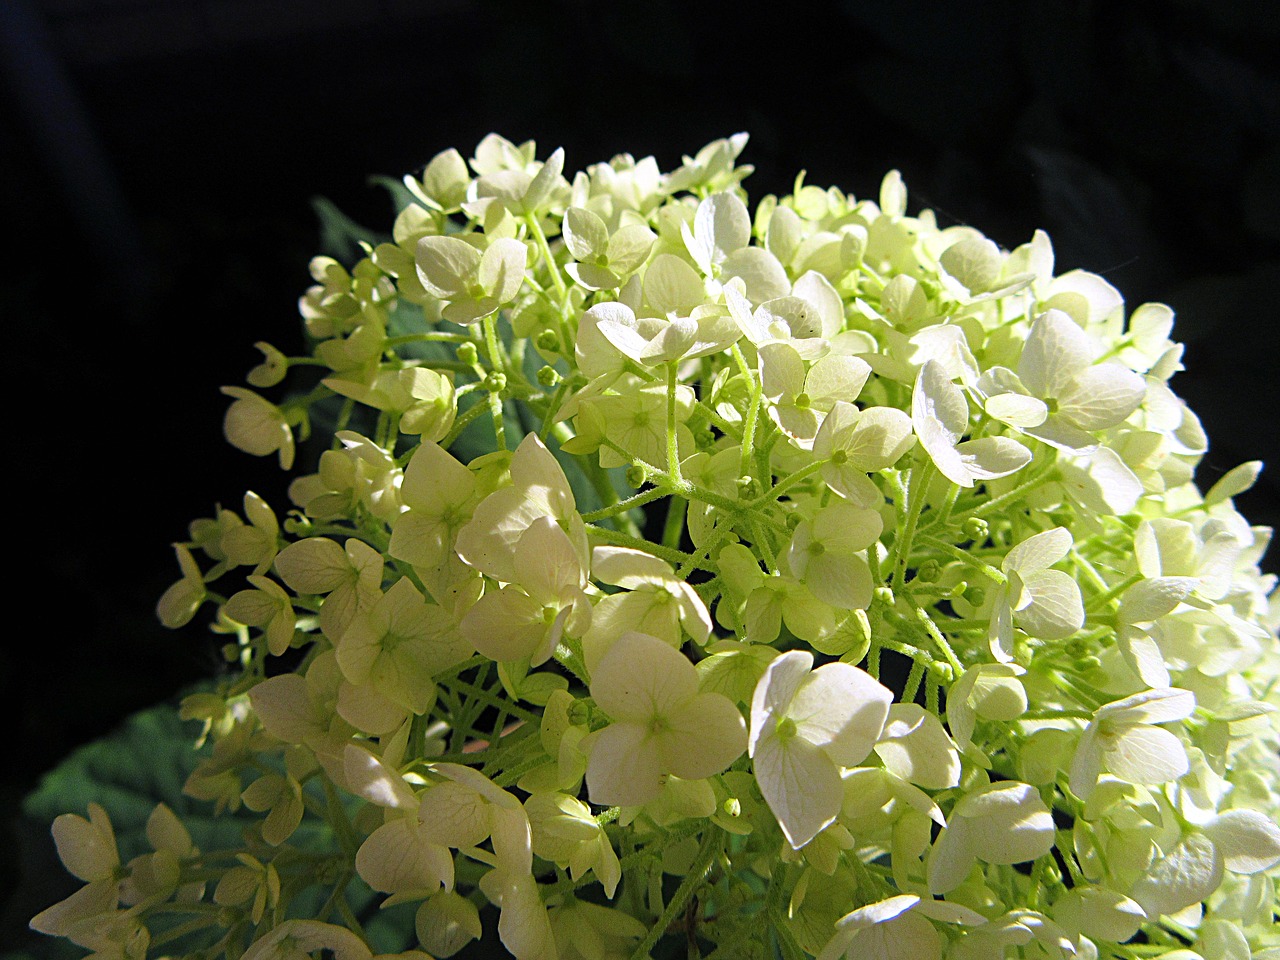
[3, 0, 1278, 950]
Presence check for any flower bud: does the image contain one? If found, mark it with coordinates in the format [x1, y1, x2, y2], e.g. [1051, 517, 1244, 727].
[536, 365, 561, 387]
[456, 342, 479, 366]
[962, 517, 989, 541]
[915, 558, 941, 583]
[536, 330, 560, 353]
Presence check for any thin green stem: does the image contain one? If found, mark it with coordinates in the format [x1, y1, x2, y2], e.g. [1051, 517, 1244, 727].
[891, 459, 934, 592]
[629, 829, 722, 960]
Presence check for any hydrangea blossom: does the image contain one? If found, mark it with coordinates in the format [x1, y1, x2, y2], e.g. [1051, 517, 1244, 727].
[37, 133, 1280, 960]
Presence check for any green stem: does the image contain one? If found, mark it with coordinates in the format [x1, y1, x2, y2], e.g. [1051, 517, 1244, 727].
[665, 361, 683, 481]
[629, 830, 722, 960]
[891, 459, 934, 592]
[918, 534, 1008, 584]
[662, 495, 688, 550]
[482, 314, 507, 450]
[445, 676, 541, 724]
[585, 523, 707, 569]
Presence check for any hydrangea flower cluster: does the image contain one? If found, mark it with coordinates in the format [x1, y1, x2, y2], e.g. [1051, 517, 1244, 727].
[34, 134, 1280, 960]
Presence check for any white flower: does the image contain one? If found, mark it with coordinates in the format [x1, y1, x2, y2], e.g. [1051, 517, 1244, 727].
[585, 632, 746, 806]
[749, 650, 892, 848]
[988, 526, 1085, 661]
[927, 781, 1056, 894]
[912, 359, 1030, 488]
[816, 895, 986, 960]
[1069, 687, 1196, 801]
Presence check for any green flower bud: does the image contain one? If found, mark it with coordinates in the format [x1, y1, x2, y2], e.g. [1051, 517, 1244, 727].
[536, 365, 562, 387]
[928, 660, 955, 683]
[536, 330, 560, 352]
[915, 558, 941, 583]
[964, 585, 986, 607]
[626, 464, 648, 488]
[962, 517, 989, 541]
[456, 341, 479, 366]
[485, 372, 507, 393]
[874, 586, 895, 606]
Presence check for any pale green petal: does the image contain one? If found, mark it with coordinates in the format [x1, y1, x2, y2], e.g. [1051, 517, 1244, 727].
[1003, 527, 1072, 573]
[643, 253, 704, 317]
[584, 722, 664, 806]
[658, 691, 746, 781]
[416, 235, 480, 299]
[955, 436, 1031, 481]
[749, 649, 813, 751]
[1018, 309, 1095, 399]
[355, 819, 452, 895]
[874, 704, 961, 790]
[590, 631, 698, 722]
[1014, 569, 1084, 640]
[416, 890, 483, 958]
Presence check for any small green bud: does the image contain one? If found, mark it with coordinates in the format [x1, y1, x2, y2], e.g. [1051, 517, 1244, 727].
[736, 475, 757, 498]
[283, 513, 314, 537]
[722, 797, 741, 818]
[948, 579, 969, 600]
[485, 372, 507, 393]
[566, 699, 591, 727]
[1075, 655, 1102, 672]
[626, 464, 648, 488]
[1041, 861, 1063, 887]
[964, 585, 986, 607]
[536, 330, 561, 353]
[536, 365, 561, 387]
[928, 660, 955, 683]
[785, 512, 802, 530]
[456, 342, 479, 366]
[915, 558, 941, 583]
[874, 585, 895, 606]
[962, 517, 989, 541]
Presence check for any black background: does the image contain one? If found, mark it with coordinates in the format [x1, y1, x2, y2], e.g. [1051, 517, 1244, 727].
[3, 0, 1279, 950]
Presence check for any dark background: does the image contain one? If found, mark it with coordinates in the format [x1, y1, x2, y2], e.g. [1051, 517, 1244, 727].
[3, 0, 1279, 950]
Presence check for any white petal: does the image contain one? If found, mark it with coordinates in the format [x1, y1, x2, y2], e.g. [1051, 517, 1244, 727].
[1203, 809, 1280, 874]
[748, 650, 813, 754]
[790, 662, 891, 766]
[1004, 527, 1073, 573]
[584, 722, 664, 806]
[658, 692, 747, 781]
[875, 704, 961, 789]
[590, 631, 699, 723]
[1130, 832, 1223, 919]
[753, 731, 843, 849]
[928, 821, 976, 895]
[1019, 310, 1095, 399]
[1103, 725, 1189, 787]
[955, 436, 1032, 480]
[1014, 569, 1085, 640]
[1102, 687, 1196, 726]
[416, 235, 480, 299]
